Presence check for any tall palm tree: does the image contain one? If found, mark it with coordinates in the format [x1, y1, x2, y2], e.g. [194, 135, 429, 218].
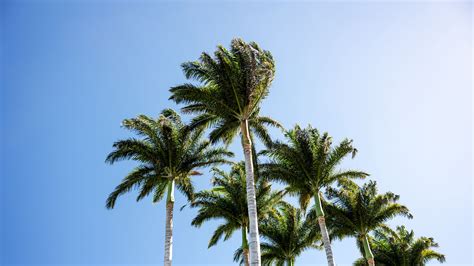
[262, 125, 369, 266]
[235, 203, 321, 266]
[105, 109, 232, 266]
[353, 226, 446, 266]
[191, 162, 285, 266]
[321, 180, 413, 266]
[169, 38, 280, 266]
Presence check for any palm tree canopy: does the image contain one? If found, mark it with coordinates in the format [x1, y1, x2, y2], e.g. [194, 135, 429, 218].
[235, 203, 321, 266]
[169, 38, 281, 145]
[354, 226, 446, 266]
[105, 109, 233, 208]
[321, 180, 413, 239]
[191, 162, 285, 248]
[262, 124, 369, 209]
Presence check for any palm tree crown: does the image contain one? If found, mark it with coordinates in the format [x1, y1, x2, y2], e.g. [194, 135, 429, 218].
[244, 203, 321, 266]
[354, 226, 446, 266]
[105, 109, 233, 208]
[192, 162, 285, 246]
[263, 125, 368, 210]
[322, 179, 412, 265]
[192, 162, 285, 265]
[169, 37, 280, 145]
[324, 180, 413, 240]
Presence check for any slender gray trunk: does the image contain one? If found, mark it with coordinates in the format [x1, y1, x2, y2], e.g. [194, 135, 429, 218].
[314, 193, 335, 266]
[240, 120, 261, 266]
[164, 181, 175, 266]
[318, 217, 335, 266]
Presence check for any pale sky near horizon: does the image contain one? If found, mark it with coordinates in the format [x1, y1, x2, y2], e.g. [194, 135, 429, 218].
[1, 1, 472, 265]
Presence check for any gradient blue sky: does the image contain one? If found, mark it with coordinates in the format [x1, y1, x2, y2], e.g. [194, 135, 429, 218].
[1, 1, 472, 265]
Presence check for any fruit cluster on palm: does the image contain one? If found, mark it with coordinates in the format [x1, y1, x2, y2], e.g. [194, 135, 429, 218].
[105, 39, 445, 266]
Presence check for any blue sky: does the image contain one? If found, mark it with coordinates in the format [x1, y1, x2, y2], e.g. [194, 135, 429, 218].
[1, 1, 472, 265]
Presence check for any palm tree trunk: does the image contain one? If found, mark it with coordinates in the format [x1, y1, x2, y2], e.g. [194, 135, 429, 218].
[287, 259, 295, 266]
[240, 120, 261, 266]
[361, 235, 375, 266]
[242, 226, 250, 266]
[164, 180, 175, 266]
[314, 193, 335, 266]
[243, 249, 250, 266]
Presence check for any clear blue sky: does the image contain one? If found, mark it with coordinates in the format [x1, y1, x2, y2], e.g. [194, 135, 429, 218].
[1, 1, 472, 265]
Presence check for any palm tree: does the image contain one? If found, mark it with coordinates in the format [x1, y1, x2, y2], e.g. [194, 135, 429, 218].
[191, 162, 285, 266]
[321, 180, 413, 266]
[353, 226, 446, 266]
[236, 203, 321, 266]
[169, 38, 280, 266]
[262, 125, 369, 266]
[105, 109, 232, 266]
